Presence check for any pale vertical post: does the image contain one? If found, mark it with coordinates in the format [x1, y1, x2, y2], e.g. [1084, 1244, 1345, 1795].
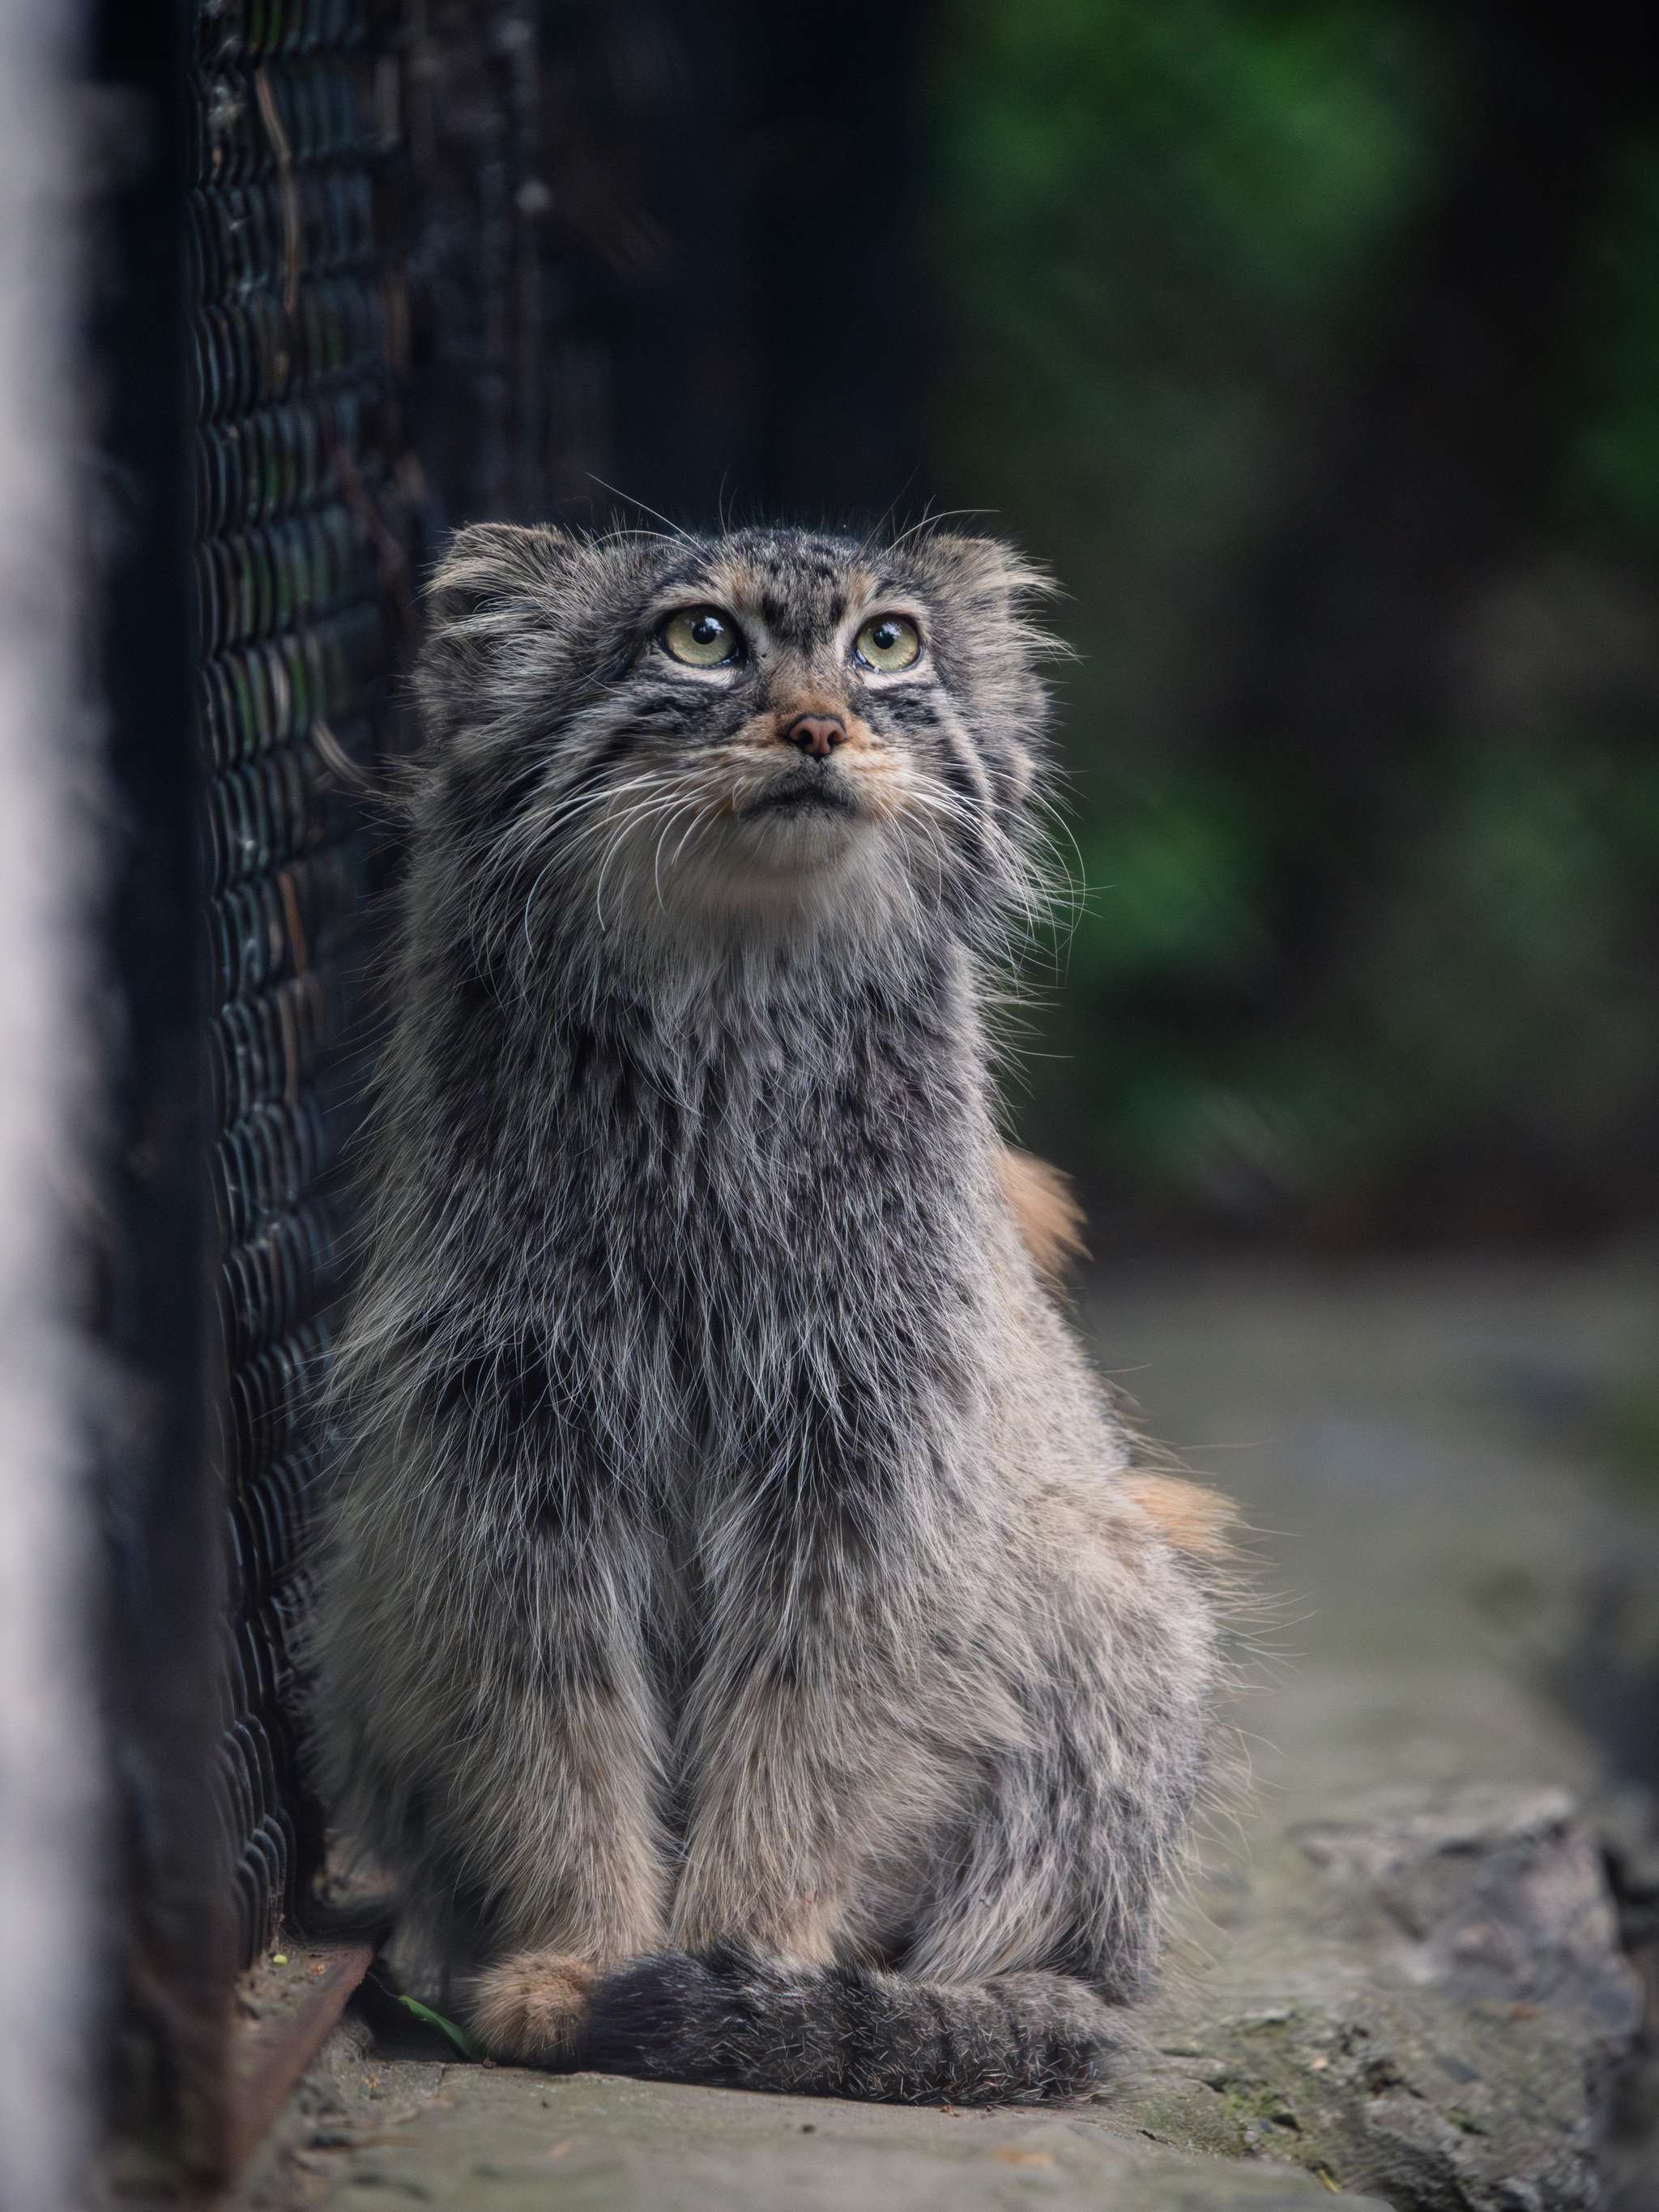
[0, 2, 100, 2209]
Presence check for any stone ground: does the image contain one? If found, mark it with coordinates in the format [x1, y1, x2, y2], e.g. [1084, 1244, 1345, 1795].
[238, 1254, 1659, 2212]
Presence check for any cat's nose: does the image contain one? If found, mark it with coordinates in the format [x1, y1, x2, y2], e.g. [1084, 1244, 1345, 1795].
[785, 714, 847, 758]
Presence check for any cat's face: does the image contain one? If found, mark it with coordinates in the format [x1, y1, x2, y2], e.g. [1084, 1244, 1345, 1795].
[415, 523, 1051, 960]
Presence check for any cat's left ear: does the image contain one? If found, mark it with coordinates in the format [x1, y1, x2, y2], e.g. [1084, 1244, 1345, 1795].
[902, 534, 1060, 809]
[903, 532, 1060, 638]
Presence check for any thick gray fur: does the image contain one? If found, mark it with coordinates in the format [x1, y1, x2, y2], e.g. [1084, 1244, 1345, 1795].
[309, 521, 1225, 2104]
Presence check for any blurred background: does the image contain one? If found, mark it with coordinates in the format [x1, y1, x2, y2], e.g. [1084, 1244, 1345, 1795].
[923, 0, 1659, 1258]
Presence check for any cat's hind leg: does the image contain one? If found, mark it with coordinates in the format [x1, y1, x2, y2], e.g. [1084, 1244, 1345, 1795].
[901, 1478, 1221, 2000]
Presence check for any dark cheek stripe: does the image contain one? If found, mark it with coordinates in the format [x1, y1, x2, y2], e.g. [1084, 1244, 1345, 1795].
[864, 681, 949, 744]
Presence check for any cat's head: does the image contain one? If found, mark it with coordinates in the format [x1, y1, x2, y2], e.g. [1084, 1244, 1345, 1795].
[411, 522, 1056, 971]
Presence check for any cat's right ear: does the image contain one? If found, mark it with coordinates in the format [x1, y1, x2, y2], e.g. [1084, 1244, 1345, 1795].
[423, 523, 576, 636]
[415, 526, 580, 767]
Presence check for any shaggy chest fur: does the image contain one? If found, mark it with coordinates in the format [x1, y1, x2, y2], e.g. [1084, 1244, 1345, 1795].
[408, 941, 1000, 1561]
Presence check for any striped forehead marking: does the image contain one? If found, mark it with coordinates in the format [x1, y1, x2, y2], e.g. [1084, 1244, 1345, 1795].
[693, 550, 882, 648]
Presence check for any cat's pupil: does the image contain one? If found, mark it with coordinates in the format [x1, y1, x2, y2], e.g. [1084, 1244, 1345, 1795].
[693, 615, 723, 645]
[874, 623, 899, 651]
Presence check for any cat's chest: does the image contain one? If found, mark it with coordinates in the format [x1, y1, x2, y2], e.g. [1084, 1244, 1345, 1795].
[552, 1002, 940, 1206]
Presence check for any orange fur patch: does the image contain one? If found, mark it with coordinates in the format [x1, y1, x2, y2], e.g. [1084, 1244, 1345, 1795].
[467, 1952, 599, 2063]
[1119, 1471, 1236, 1561]
[996, 1146, 1089, 1287]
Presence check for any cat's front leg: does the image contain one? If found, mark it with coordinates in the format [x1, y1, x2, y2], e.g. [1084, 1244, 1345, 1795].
[463, 1798, 672, 2058]
[457, 1669, 677, 2059]
[668, 1686, 869, 1963]
[667, 1610, 953, 1965]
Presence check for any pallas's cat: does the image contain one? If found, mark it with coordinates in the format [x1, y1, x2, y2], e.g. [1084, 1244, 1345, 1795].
[312, 523, 1230, 2103]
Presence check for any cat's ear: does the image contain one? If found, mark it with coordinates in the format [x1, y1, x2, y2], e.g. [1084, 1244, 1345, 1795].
[908, 532, 1056, 626]
[903, 534, 1059, 813]
[423, 523, 578, 635]
[414, 527, 583, 762]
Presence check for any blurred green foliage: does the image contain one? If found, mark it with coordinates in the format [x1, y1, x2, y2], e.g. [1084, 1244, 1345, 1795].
[1569, 139, 1659, 544]
[1594, 1369, 1659, 1504]
[924, 0, 1659, 1239]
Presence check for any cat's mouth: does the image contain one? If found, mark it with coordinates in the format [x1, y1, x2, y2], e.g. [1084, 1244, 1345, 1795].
[740, 770, 860, 821]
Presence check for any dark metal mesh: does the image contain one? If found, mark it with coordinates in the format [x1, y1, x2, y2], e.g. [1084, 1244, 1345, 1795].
[188, 0, 411, 1971]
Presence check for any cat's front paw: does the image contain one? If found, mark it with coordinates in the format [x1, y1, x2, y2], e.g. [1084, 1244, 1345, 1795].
[467, 1952, 600, 2063]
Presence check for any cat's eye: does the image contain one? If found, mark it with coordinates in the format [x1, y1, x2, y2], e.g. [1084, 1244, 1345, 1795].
[854, 614, 921, 673]
[662, 606, 743, 667]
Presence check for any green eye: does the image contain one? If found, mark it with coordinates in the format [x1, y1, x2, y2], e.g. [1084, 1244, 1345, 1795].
[662, 606, 742, 666]
[855, 614, 920, 672]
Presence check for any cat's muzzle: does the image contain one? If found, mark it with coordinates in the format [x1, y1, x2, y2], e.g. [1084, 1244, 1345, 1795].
[742, 765, 860, 820]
